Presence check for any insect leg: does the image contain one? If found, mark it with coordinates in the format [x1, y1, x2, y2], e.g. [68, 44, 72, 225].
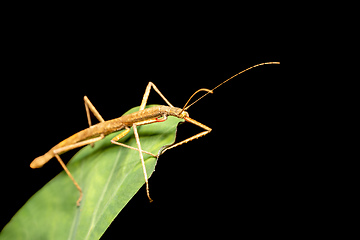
[84, 96, 105, 127]
[52, 134, 104, 206]
[84, 96, 105, 147]
[53, 135, 104, 154]
[161, 117, 212, 154]
[54, 154, 83, 206]
[133, 123, 153, 202]
[140, 82, 174, 110]
[111, 127, 157, 157]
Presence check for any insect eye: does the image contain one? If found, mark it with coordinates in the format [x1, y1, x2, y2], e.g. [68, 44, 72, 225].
[180, 112, 188, 118]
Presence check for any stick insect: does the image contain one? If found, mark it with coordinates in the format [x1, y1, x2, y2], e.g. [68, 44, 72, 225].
[31, 62, 280, 206]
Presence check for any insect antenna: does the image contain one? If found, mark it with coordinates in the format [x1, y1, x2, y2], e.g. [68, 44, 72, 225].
[180, 88, 213, 114]
[182, 62, 280, 111]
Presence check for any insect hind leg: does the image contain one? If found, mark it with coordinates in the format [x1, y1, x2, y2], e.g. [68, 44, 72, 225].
[54, 154, 83, 206]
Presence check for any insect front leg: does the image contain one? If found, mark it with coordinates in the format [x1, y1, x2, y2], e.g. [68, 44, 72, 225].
[161, 117, 212, 154]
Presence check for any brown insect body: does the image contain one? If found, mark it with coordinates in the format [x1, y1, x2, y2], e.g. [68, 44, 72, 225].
[30, 106, 188, 169]
[30, 62, 279, 206]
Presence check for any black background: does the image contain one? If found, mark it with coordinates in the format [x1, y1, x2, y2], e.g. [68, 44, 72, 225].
[1, 14, 287, 238]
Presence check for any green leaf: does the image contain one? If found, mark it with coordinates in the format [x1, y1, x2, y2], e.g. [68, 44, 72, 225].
[0, 105, 184, 240]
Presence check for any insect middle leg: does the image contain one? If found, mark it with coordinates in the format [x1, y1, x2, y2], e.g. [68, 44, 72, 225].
[140, 82, 174, 110]
[132, 123, 153, 202]
[111, 127, 157, 158]
[111, 123, 158, 202]
[111, 126, 158, 202]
